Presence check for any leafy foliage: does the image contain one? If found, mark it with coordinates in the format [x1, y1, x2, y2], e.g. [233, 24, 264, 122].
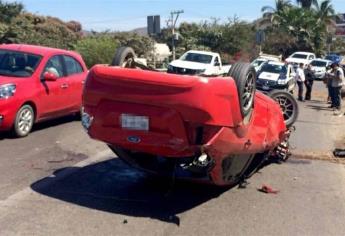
[261, 0, 336, 56]
[111, 32, 154, 58]
[0, 2, 82, 49]
[74, 35, 118, 68]
[156, 18, 256, 61]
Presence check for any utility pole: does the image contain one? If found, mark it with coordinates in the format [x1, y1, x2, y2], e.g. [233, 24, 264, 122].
[168, 10, 184, 60]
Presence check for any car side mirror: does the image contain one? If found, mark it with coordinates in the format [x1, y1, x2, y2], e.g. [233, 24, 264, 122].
[214, 61, 220, 66]
[43, 71, 58, 81]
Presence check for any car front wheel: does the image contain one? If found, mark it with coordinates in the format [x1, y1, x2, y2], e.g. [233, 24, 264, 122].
[13, 105, 35, 137]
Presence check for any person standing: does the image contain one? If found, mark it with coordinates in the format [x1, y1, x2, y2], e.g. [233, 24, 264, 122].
[324, 65, 333, 104]
[329, 62, 344, 115]
[295, 63, 305, 101]
[304, 64, 314, 100]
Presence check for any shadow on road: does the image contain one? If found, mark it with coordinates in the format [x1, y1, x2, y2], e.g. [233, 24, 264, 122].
[31, 158, 229, 225]
[0, 115, 78, 140]
[306, 104, 332, 112]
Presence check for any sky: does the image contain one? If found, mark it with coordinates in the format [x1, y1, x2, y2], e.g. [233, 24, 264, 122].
[8, 0, 345, 31]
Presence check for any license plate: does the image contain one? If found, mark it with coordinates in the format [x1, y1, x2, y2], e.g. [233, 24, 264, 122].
[262, 85, 270, 90]
[120, 114, 149, 131]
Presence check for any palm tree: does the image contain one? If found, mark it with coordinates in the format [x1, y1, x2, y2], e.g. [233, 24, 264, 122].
[260, 0, 292, 27]
[315, 0, 335, 24]
[262, 0, 291, 15]
[296, 0, 318, 9]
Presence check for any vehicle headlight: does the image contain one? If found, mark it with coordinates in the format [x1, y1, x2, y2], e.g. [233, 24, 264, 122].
[0, 84, 16, 99]
[277, 75, 287, 85]
[277, 80, 287, 85]
[167, 65, 174, 71]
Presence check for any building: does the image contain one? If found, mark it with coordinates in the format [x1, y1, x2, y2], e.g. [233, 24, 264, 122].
[335, 14, 345, 38]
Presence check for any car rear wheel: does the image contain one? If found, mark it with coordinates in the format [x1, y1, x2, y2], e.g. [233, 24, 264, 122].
[111, 46, 136, 68]
[268, 90, 299, 127]
[228, 63, 256, 119]
[13, 104, 34, 137]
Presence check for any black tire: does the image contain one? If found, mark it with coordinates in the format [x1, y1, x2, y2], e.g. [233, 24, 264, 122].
[268, 90, 299, 127]
[13, 104, 35, 137]
[228, 63, 256, 118]
[111, 46, 136, 67]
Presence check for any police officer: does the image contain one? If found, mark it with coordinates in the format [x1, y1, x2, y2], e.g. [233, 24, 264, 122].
[304, 64, 314, 100]
[329, 62, 345, 115]
[295, 63, 305, 101]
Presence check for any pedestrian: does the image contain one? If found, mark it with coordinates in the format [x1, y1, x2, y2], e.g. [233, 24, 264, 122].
[304, 64, 314, 100]
[328, 62, 344, 116]
[324, 65, 332, 104]
[295, 63, 305, 101]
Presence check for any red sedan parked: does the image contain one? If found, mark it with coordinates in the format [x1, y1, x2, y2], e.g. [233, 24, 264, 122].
[0, 44, 88, 137]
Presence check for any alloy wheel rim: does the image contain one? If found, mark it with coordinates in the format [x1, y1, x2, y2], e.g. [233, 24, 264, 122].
[18, 108, 33, 134]
[274, 95, 294, 124]
[122, 55, 135, 68]
[242, 72, 255, 111]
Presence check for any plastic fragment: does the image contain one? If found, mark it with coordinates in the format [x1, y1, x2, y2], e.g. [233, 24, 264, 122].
[258, 184, 279, 194]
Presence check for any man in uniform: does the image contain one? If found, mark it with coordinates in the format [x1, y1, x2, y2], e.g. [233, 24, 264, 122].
[329, 62, 344, 116]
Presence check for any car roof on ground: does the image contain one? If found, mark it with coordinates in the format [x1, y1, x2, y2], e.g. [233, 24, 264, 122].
[0, 44, 77, 57]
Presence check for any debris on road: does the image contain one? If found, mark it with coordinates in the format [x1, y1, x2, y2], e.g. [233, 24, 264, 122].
[333, 149, 345, 158]
[258, 184, 279, 194]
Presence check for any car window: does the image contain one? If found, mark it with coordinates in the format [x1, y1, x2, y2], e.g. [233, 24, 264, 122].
[311, 60, 327, 67]
[0, 49, 41, 78]
[63, 55, 84, 76]
[180, 52, 213, 64]
[252, 59, 266, 67]
[261, 63, 287, 74]
[291, 54, 308, 59]
[42, 55, 64, 78]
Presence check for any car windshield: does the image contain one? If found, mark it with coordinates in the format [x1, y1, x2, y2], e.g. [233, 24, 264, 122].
[291, 54, 308, 59]
[311, 60, 327, 67]
[0, 49, 41, 78]
[180, 52, 213, 64]
[261, 63, 287, 74]
[252, 59, 266, 67]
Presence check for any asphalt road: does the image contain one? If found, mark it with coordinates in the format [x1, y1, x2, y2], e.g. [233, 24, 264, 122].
[0, 81, 345, 236]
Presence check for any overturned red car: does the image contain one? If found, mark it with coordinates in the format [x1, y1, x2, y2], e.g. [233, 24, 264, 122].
[81, 47, 298, 187]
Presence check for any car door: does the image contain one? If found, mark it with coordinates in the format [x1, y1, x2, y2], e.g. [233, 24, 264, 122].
[38, 55, 71, 118]
[286, 65, 295, 91]
[62, 55, 87, 110]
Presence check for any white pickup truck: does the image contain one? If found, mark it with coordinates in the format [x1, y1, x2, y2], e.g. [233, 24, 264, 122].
[167, 50, 232, 76]
[285, 51, 316, 66]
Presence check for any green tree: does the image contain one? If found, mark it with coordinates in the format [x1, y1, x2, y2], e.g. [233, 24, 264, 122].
[296, 0, 318, 9]
[5, 13, 82, 49]
[315, 0, 335, 24]
[74, 35, 118, 68]
[262, 0, 292, 15]
[260, 0, 336, 56]
[112, 32, 154, 58]
[0, 0, 23, 24]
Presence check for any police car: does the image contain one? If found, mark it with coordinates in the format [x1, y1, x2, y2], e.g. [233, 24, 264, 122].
[256, 61, 296, 93]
